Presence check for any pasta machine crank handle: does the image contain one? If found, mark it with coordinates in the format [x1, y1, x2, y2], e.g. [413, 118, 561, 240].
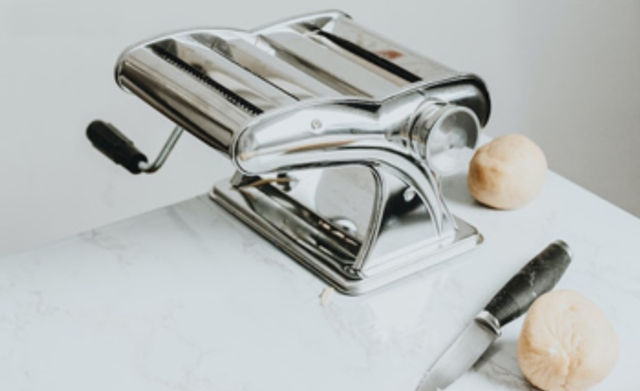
[86, 120, 184, 174]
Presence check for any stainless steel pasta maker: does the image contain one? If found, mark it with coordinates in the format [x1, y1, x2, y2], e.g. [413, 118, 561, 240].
[87, 10, 491, 294]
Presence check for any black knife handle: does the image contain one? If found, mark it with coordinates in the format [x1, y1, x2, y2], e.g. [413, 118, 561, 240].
[484, 240, 572, 327]
[86, 120, 147, 174]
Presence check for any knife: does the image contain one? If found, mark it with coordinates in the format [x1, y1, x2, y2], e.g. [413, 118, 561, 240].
[416, 240, 572, 391]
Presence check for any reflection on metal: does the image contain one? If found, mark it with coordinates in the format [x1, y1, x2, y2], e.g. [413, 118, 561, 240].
[110, 10, 491, 294]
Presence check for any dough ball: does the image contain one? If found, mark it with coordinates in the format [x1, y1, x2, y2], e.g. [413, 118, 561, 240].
[468, 134, 547, 209]
[518, 290, 619, 391]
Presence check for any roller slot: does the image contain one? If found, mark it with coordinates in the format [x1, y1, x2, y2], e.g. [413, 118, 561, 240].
[257, 30, 402, 97]
[322, 16, 457, 84]
[117, 47, 254, 154]
[314, 30, 421, 83]
[166, 35, 299, 111]
[192, 33, 343, 100]
[151, 43, 264, 115]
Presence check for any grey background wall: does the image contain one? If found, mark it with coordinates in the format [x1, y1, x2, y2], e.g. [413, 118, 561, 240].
[1, 0, 639, 256]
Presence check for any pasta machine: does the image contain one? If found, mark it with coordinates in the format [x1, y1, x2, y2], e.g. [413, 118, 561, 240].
[86, 10, 491, 294]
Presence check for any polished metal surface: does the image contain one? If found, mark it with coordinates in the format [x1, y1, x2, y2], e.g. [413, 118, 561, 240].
[211, 172, 482, 294]
[475, 310, 502, 336]
[232, 92, 471, 236]
[110, 10, 491, 294]
[416, 317, 499, 391]
[114, 10, 490, 155]
[138, 126, 184, 173]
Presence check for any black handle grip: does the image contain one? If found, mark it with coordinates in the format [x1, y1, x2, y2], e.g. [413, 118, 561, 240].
[484, 240, 572, 327]
[86, 120, 147, 174]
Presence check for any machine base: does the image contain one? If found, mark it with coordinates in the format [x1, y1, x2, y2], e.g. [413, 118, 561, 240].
[210, 177, 482, 295]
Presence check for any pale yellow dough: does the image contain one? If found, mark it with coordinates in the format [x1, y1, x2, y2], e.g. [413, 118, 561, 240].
[518, 290, 619, 391]
[468, 134, 547, 209]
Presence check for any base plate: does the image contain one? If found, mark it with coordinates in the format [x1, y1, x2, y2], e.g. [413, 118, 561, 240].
[210, 177, 482, 295]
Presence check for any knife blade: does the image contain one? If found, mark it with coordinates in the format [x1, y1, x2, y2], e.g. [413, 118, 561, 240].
[416, 240, 572, 391]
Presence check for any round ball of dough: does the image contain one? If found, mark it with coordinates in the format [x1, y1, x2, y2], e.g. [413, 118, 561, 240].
[468, 134, 547, 209]
[518, 290, 619, 391]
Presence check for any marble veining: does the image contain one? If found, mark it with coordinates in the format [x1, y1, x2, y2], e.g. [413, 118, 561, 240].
[0, 170, 639, 390]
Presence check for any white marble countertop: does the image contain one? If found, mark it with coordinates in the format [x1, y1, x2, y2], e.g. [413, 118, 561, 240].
[1, 168, 638, 390]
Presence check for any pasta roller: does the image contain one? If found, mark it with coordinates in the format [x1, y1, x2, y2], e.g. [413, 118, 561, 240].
[86, 10, 491, 294]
